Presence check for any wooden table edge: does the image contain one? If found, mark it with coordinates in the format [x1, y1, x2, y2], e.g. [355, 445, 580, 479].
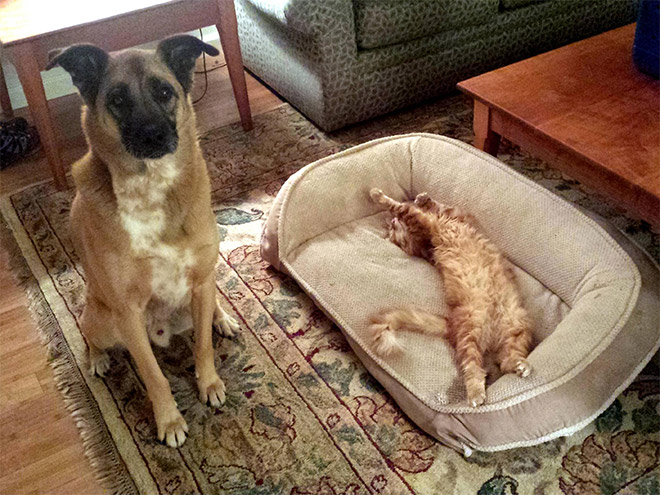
[0, 0, 211, 47]
[456, 83, 660, 230]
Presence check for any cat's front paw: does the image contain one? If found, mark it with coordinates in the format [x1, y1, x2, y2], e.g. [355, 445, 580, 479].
[369, 188, 385, 204]
[414, 192, 431, 208]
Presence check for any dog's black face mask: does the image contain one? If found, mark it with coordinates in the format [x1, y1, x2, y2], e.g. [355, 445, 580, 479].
[106, 76, 179, 160]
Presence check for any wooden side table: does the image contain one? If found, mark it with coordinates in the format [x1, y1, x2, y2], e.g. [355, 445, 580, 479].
[0, 0, 253, 190]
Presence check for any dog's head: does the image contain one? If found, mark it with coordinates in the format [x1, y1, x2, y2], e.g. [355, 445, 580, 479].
[47, 35, 218, 161]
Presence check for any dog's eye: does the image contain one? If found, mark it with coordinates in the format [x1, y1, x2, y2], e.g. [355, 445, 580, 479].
[157, 86, 173, 102]
[109, 94, 125, 108]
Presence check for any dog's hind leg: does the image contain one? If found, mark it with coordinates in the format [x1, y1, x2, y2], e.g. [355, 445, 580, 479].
[80, 296, 118, 377]
[213, 296, 239, 338]
[88, 343, 111, 377]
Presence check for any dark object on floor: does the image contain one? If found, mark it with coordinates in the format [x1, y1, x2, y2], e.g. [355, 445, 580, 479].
[634, 0, 660, 78]
[0, 117, 40, 169]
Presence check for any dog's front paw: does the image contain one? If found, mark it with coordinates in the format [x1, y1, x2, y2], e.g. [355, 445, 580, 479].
[155, 406, 188, 448]
[213, 313, 239, 338]
[198, 373, 226, 408]
[369, 188, 385, 204]
[88, 349, 111, 377]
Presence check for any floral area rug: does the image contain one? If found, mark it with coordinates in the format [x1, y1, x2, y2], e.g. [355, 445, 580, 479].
[1, 93, 659, 495]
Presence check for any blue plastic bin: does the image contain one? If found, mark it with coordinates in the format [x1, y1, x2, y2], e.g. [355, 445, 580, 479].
[633, 0, 660, 78]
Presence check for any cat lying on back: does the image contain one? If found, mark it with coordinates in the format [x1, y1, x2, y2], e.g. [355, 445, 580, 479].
[368, 188, 533, 407]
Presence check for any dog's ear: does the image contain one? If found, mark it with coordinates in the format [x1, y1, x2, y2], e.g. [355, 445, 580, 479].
[156, 35, 219, 93]
[46, 44, 109, 105]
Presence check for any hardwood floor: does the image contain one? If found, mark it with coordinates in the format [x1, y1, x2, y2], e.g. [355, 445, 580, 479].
[0, 48, 283, 494]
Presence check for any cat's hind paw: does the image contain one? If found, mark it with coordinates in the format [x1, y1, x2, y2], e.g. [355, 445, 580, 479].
[515, 359, 532, 378]
[467, 385, 487, 408]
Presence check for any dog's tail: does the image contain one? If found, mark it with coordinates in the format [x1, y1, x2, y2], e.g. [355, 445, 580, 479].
[368, 308, 447, 357]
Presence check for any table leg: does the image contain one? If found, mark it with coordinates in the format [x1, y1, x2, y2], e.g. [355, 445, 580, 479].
[216, 0, 253, 131]
[473, 100, 501, 156]
[10, 43, 68, 190]
[0, 60, 14, 119]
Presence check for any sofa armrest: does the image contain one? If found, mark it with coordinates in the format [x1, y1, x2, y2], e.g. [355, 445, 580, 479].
[241, 0, 294, 28]
[242, 0, 357, 53]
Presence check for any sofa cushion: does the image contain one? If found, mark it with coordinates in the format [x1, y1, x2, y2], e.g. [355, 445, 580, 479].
[355, 0, 499, 49]
[261, 134, 660, 453]
[501, 0, 550, 9]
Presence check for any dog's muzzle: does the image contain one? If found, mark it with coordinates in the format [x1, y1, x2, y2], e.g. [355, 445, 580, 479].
[123, 122, 178, 159]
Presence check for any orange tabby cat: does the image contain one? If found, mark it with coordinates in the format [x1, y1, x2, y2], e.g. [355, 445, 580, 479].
[368, 188, 533, 407]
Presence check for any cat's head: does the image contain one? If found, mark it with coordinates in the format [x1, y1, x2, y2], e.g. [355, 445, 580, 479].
[388, 215, 433, 260]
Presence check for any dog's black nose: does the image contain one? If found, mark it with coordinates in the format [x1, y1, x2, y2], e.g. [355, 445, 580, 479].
[141, 123, 167, 147]
[123, 120, 178, 159]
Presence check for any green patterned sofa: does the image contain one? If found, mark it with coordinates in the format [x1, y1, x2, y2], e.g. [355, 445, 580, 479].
[235, 0, 637, 131]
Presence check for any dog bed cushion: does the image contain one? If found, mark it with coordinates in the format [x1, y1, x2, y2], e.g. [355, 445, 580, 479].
[260, 134, 660, 453]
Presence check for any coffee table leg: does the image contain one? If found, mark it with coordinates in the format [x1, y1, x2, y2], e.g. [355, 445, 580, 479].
[11, 43, 68, 190]
[216, 0, 253, 131]
[473, 100, 501, 156]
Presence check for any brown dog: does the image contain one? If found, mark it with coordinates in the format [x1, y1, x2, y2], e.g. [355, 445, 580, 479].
[47, 35, 239, 448]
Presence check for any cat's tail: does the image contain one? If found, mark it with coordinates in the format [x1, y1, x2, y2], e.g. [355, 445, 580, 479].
[368, 308, 447, 357]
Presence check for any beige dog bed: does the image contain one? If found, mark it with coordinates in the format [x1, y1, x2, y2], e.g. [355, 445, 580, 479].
[260, 134, 660, 454]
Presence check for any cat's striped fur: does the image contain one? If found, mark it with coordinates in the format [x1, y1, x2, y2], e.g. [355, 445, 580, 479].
[369, 189, 533, 407]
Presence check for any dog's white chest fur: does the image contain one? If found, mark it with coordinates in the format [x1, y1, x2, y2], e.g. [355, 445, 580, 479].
[114, 157, 192, 310]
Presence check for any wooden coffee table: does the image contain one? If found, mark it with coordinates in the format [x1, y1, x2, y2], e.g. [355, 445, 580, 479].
[458, 24, 660, 230]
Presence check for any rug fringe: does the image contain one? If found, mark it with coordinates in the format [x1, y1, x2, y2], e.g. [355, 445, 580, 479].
[0, 214, 138, 495]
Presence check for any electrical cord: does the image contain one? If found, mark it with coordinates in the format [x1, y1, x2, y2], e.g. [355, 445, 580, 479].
[192, 29, 227, 105]
[194, 64, 226, 75]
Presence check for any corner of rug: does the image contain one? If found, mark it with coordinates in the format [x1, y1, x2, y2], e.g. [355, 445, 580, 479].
[0, 213, 138, 495]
